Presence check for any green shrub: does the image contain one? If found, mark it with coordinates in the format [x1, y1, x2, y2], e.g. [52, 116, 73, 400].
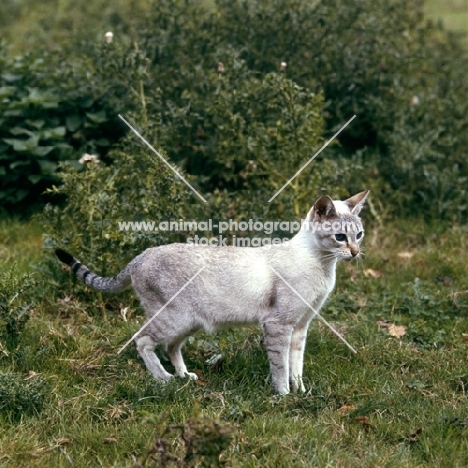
[0, 265, 35, 351]
[136, 414, 236, 467]
[214, 0, 468, 221]
[4, 0, 468, 221]
[39, 125, 190, 298]
[0, 41, 130, 212]
[0, 371, 49, 423]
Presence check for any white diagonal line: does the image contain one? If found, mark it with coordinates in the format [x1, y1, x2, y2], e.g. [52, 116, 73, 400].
[118, 114, 207, 203]
[268, 115, 356, 203]
[268, 265, 357, 354]
[117, 265, 207, 354]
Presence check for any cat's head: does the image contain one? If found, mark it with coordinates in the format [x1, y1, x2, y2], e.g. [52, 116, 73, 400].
[304, 190, 369, 261]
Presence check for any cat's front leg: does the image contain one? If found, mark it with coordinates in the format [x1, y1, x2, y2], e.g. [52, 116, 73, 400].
[289, 323, 309, 393]
[262, 322, 293, 394]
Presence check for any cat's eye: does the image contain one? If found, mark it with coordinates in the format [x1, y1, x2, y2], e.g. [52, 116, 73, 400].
[335, 234, 347, 242]
[356, 231, 363, 239]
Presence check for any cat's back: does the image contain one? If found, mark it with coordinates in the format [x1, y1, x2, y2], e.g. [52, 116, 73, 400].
[132, 242, 269, 280]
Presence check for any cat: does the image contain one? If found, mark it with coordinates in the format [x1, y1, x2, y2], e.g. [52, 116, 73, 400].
[55, 190, 368, 394]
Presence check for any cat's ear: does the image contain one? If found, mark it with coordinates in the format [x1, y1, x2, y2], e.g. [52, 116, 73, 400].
[313, 195, 337, 219]
[344, 190, 369, 215]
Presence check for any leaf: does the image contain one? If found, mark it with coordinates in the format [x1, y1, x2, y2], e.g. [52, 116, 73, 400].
[364, 268, 382, 278]
[13, 189, 28, 201]
[0, 86, 16, 98]
[41, 127, 66, 140]
[103, 437, 117, 444]
[376, 320, 391, 328]
[37, 160, 58, 175]
[95, 138, 111, 146]
[10, 160, 30, 170]
[3, 136, 40, 152]
[66, 115, 83, 132]
[194, 369, 205, 385]
[1, 73, 22, 82]
[31, 146, 54, 157]
[398, 251, 414, 259]
[9, 127, 35, 137]
[86, 110, 108, 124]
[354, 415, 369, 423]
[26, 119, 46, 130]
[388, 323, 407, 339]
[28, 88, 54, 105]
[377, 321, 407, 339]
[28, 175, 43, 184]
[337, 404, 356, 415]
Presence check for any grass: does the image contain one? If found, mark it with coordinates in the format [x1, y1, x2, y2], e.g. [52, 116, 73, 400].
[1, 0, 467, 55]
[1, 217, 468, 467]
[426, 0, 468, 47]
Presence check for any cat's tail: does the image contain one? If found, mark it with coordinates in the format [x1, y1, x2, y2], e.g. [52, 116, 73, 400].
[55, 249, 132, 293]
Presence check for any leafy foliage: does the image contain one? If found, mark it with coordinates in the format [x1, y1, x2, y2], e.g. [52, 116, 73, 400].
[39, 128, 190, 295]
[214, 0, 468, 220]
[0, 42, 127, 211]
[0, 371, 49, 423]
[2, 0, 468, 221]
[0, 265, 35, 350]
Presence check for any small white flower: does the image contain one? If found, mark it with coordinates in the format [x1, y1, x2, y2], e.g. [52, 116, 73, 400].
[411, 96, 420, 106]
[218, 62, 225, 73]
[105, 31, 114, 43]
[280, 61, 287, 70]
[79, 153, 100, 165]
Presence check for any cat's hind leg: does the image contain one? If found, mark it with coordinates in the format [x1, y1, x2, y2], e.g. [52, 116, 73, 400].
[166, 338, 198, 380]
[135, 335, 173, 382]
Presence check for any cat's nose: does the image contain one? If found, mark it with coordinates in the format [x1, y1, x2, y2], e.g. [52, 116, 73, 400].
[350, 249, 359, 257]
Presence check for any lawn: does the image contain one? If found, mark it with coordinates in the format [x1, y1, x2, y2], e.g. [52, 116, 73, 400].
[1, 217, 468, 467]
[426, 0, 468, 46]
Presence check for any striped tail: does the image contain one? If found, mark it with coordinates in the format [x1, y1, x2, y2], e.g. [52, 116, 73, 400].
[55, 249, 132, 293]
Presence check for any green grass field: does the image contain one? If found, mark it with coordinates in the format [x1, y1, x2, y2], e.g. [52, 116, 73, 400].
[1, 217, 468, 467]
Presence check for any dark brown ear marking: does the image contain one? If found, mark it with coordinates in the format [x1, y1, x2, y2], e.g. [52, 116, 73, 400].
[314, 195, 337, 219]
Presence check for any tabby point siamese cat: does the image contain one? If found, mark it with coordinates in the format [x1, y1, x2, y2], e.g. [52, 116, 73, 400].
[55, 190, 369, 394]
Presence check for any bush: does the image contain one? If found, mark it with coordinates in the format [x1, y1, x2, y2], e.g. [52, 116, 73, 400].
[214, 0, 468, 221]
[0, 371, 49, 423]
[39, 125, 191, 298]
[0, 265, 35, 351]
[0, 40, 131, 212]
[4, 0, 468, 222]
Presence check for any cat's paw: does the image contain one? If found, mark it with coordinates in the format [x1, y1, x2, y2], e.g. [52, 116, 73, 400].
[185, 372, 199, 380]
